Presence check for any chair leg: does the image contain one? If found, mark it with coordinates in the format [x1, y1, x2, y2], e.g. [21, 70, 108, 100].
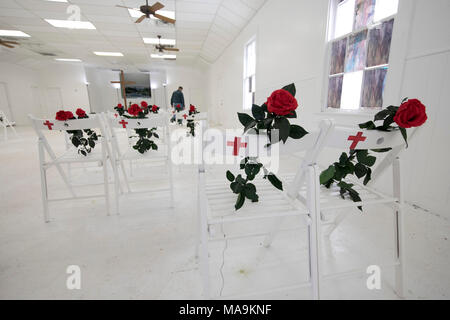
[102, 147, 110, 216]
[307, 165, 321, 300]
[38, 143, 49, 222]
[393, 157, 405, 298]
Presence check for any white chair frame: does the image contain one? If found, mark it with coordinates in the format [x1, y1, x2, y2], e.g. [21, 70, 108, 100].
[289, 125, 414, 299]
[0, 110, 18, 141]
[102, 113, 174, 214]
[29, 114, 111, 222]
[196, 120, 334, 299]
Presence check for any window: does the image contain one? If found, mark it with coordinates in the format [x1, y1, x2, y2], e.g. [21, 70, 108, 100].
[326, 0, 398, 111]
[243, 39, 256, 110]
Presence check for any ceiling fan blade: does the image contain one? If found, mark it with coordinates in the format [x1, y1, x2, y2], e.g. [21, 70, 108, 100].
[135, 15, 147, 23]
[164, 47, 179, 52]
[153, 13, 175, 24]
[116, 5, 137, 10]
[0, 42, 14, 48]
[150, 2, 165, 12]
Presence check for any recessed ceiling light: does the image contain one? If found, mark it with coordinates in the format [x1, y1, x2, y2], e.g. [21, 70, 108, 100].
[55, 58, 82, 62]
[93, 52, 124, 57]
[143, 38, 176, 45]
[151, 54, 176, 59]
[45, 19, 96, 30]
[0, 30, 31, 37]
[128, 8, 175, 20]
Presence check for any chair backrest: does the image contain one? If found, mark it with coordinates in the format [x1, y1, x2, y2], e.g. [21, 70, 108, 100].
[29, 114, 103, 135]
[106, 113, 169, 130]
[326, 126, 407, 151]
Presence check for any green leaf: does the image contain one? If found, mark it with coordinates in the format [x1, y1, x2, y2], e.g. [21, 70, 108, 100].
[244, 120, 257, 133]
[273, 117, 291, 143]
[88, 139, 95, 148]
[226, 170, 235, 182]
[237, 113, 254, 127]
[399, 127, 408, 148]
[282, 83, 296, 97]
[244, 183, 258, 201]
[289, 124, 308, 139]
[354, 163, 368, 179]
[363, 168, 372, 186]
[359, 121, 376, 130]
[252, 104, 265, 121]
[320, 165, 336, 185]
[71, 136, 81, 148]
[357, 150, 376, 167]
[374, 109, 391, 121]
[339, 152, 349, 166]
[267, 174, 283, 191]
[235, 193, 245, 210]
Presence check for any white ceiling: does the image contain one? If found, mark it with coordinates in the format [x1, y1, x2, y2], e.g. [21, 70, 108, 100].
[0, 0, 267, 70]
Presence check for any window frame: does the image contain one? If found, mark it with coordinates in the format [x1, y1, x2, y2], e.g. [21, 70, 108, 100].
[243, 36, 257, 111]
[321, 0, 399, 114]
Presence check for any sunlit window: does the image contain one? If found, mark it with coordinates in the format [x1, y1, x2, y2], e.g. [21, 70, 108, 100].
[243, 39, 256, 110]
[326, 0, 398, 111]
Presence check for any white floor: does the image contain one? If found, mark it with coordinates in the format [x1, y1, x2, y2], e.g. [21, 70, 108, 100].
[0, 127, 449, 300]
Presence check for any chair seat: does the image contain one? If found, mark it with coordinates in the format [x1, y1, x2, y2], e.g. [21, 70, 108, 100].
[204, 173, 308, 226]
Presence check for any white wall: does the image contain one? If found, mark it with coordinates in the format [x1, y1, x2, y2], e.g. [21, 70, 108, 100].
[0, 62, 90, 125]
[206, 0, 450, 217]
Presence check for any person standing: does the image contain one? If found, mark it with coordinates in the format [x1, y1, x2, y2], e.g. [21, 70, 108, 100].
[170, 86, 185, 122]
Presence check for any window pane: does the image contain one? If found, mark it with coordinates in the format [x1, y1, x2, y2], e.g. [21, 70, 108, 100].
[374, 0, 398, 22]
[327, 75, 343, 108]
[335, 0, 356, 38]
[345, 29, 367, 72]
[354, 0, 375, 30]
[367, 18, 394, 67]
[341, 70, 363, 110]
[361, 67, 387, 108]
[245, 41, 256, 76]
[330, 38, 347, 75]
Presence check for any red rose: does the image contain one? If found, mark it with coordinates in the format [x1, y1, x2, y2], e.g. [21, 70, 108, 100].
[151, 105, 158, 112]
[55, 110, 68, 121]
[175, 104, 181, 110]
[266, 89, 298, 116]
[117, 103, 123, 109]
[394, 99, 428, 128]
[76, 108, 87, 118]
[65, 111, 74, 120]
[189, 104, 196, 112]
[128, 104, 142, 117]
[141, 101, 148, 108]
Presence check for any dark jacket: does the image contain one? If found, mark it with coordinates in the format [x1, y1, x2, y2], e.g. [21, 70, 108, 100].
[170, 90, 185, 108]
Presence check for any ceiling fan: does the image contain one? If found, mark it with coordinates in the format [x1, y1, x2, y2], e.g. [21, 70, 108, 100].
[155, 35, 179, 53]
[0, 39, 19, 48]
[116, 1, 176, 24]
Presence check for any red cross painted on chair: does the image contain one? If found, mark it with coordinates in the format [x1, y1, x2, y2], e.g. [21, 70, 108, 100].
[348, 131, 367, 150]
[183, 114, 188, 120]
[119, 120, 128, 128]
[227, 137, 247, 156]
[43, 120, 54, 130]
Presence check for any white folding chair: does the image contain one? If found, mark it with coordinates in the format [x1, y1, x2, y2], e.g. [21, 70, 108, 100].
[310, 126, 413, 298]
[0, 110, 18, 141]
[102, 113, 174, 214]
[196, 120, 334, 299]
[29, 114, 111, 222]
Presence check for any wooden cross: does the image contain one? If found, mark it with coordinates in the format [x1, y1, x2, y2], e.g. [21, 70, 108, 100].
[227, 137, 247, 156]
[43, 120, 54, 130]
[348, 131, 367, 150]
[111, 70, 136, 108]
